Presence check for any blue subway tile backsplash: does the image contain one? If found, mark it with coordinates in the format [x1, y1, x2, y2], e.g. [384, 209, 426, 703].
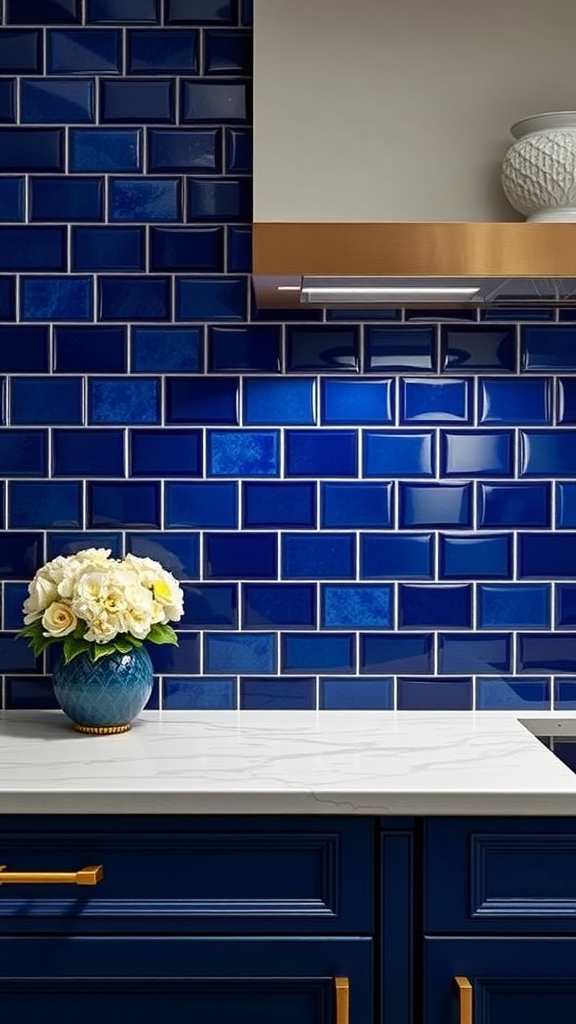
[0, 9, 575, 715]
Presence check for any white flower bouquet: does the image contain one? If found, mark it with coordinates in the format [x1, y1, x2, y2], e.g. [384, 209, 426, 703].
[18, 548, 184, 664]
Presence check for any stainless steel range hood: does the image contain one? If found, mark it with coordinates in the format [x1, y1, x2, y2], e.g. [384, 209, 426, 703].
[253, 0, 576, 309]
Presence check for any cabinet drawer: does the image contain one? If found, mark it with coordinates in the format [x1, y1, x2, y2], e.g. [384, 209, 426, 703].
[426, 817, 576, 933]
[0, 815, 373, 934]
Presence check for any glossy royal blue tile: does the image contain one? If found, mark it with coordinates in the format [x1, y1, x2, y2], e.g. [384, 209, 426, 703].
[479, 378, 552, 424]
[401, 378, 469, 422]
[478, 483, 551, 527]
[100, 79, 174, 123]
[166, 0, 235, 23]
[181, 81, 248, 123]
[164, 678, 236, 711]
[558, 378, 576, 423]
[360, 634, 434, 674]
[554, 680, 576, 710]
[127, 30, 199, 74]
[244, 378, 315, 425]
[204, 29, 252, 75]
[322, 379, 393, 424]
[150, 227, 223, 272]
[520, 430, 576, 476]
[366, 327, 436, 372]
[9, 481, 81, 528]
[360, 534, 433, 580]
[89, 377, 160, 424]
[478, 584, 551, 629]
[180, 584, 237, 628]
[4, 677, 58, 710]
[0, 533, 43, 579]
[205, 533, 277, 579]
[319, 677, 393, 710]
[286, 430, 357, 477]
[286, 327, 359, 372]
[321, 482, 392, 528]
[441, 431, 513, 477]
[240, 677, 314, 710]
[477, 677, 550, 711]
[321, 585, 392, 629]
[227, 226, 251, 270]
[165, 481, 237, 528]
[148, 129, 220, 173]
[132, 327, 201, 373]
[364, 432, 434, 477]
[282, 534, 355, 580]
[30, 177, 103, 221]
[130, 429, 201, 477]
[205, 633, 276, 674]
[556, 585, 576, 627]
[0, 431, 47, 476]
[21, 79, 94, 124]
[98, 276, 170, 321]
[72, 227, 143, 271]
[21, 276, 91, 321]
[47, 29, 121, 73]
[52, 429, 125, 477]
[208, 430, 279, 477]
[88, 481, 161, 528]
[557, 483, 576, 528]
[110, 178, 180, 221]
[522, 326, 576, 370]
[282, 634, 355, 674]
[0, 81, 15, 124]
[399, 483, 472, 528]
[209, 327, 280, 372]
[187, 178, 252, 221]
[439, 534, 511, 579]
[243, 584, 316, 629]
[243, 482, 316, 528]
[439, 633, 511, 674]
[11, 377, 82, 425]
[176, 277, 247, 321]
[86, 0, 159, 22]
[0, 327, 48, 372]
[518, 635, 576, 675]
[46, 531, 122, 561]
[0, 129, 62, 171]
[69, 129, 141, 172]
[441, 326, 516, 371]
[0, 31, 41, 71]
[518, 533, 576, 578]
[397, 677, 472, 710]
[225, 128, 252, 173]
[53, 326, 126, 373]
[398, 584, 472, 628]
[0, 227, 65, 270]
[166, 377, 238, 424]
[0, 178, 24, 221]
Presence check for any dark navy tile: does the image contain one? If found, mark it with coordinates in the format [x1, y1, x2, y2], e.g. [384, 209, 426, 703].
[441, 326, 516, 372]
[482, 307, 554, 322]
[518, 634, 576, 675]
[0, 178, 24, 221]
[21, 277, 91, 321]
[225, 128, 252, 173]
[205, 532, 277, 579]
[181, 81, 248, 123]
[557, 484, 576, 528]
[208, 430, 279, 476]
[282, 533, 355, 580]
[282, 634, 354, 675]
[127, 29, 199, 74]
[0, 532, 43, 579]
[0, 635, 39, 673]
[518, 533, 576, 579]
[520, 430, 576, 476]
[9, 482, 81, 529]
[441, 430, 513, 477]
[556, 585, 576, 628]
[0, 277, 15, 321]
[127, 532, 199, 579]
[321, 584, 392, 629]
[3, 582, 29, 629]
[227, 226, 252, 271]
[165, 481, 237, 528]
[101, 79, 174, 123]
[0, 430, 46, 477]
[439, 633, 511, 674]
[0, 227, 65, 270]
[11, 377, 82, 426]
[166, 0, 235, 22]
[21, 79, 94, 124]
[522, 326, 576, 370]
[244, 378, 315, 425]
[89, 377, 160, 424]
[366, 326, 436, 372]
[243, 482, 316, 528]
[6, 0, 80, 22]
[401, 378, 469, 423]
[329, 308, 401, 322]
[554, 679, 576, 710]
[148, 129, 220, 173]
[286, 430, 357, 477]
[240, 677, 314, 710]
[479, 378, 551, 424]
[88, 481, 161, 528]
[558, 378, 576, 424]
[360, 534, 433, 580]
[397, 677, 472, 711]
[205, 633, 276, 674]
[47, 531, 122, 561]
[360, 634, 433, 674]
[209, 326, 280, 372]
[400, 483, 471, 528]
[99, 276, 170, 321]
[0, 81, 15, 124]
[5, 678, 58, 711]
[478, 584, 551, 629]
[30, 177, 103, 222]
[321, 482, 392, 528]
[286, 327, 359, 372]
[166, 378, 238, 425]
[321, 378, 393, 424]
[72, 227, 143, 272]
[164, 678, 236, 711]
[54, 326, 126, 374]
[132, 327, 201, 374]
[0, 30, 41, 71]
[147, 634, 199, 673]
[53, 428, 125, 477]
[204, 29, 252, 75]
[439, 534, 511, 579]
[47, 29, 120, 73]
[364, 431, 434, 477]
[477, 677, 550, 711]
[0, 129, 62, 171]
[150, 227, 223, 271]
[241, 0, 253, 25]
[243, 584, 316, 629]
[176, 277, 247, 321]
[319, 677, 393, 711]
[399, 584, 472, 628]
[130, 428, 201, 477]
[69, 129, 141, 172]
[87, 0, 159, 21]
[0, 327, 48, 372]
[478, 483, 551, 528]
[405, 309, 476, 322]
[179, 584, 237, 628]
[187, 178, 252, 221]
[110, 178, 180, 221]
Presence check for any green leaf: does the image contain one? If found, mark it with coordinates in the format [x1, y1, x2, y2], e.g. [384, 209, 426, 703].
[146, 623, 179, 646]
[113, 638, 133, 654]
[91, 643, 118, 663]
[62, 636, 92, 665]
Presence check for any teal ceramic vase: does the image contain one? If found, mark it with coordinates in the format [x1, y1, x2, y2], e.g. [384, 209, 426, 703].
[52, 646, 154, 734]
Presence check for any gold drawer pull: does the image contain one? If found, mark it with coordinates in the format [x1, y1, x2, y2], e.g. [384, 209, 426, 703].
[0, 864, 103, 885]
[455, 976, 472, 1024]
[335, 976, 349, 1024]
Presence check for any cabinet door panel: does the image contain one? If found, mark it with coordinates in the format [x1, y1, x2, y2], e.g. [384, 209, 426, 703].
[0, 936, 372, 1024]
[425, 937, 576, 1024]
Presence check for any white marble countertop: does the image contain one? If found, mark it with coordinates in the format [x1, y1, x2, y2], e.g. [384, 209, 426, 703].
[2, 709, 576, 815]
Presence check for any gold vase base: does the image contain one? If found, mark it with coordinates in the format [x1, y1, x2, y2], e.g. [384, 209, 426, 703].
[73, 722, 131, 735]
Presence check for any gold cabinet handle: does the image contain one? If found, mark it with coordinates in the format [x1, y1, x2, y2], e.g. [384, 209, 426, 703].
[335, 976, 349, 1024]
[455, 976, 472, 1024]
[0, 864, 103, 885]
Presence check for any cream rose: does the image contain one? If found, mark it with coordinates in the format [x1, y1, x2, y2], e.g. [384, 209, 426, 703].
[41, 602, 78, 638]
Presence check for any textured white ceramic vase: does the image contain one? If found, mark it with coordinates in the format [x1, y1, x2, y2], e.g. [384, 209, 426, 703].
[501, 111, 576, 221]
